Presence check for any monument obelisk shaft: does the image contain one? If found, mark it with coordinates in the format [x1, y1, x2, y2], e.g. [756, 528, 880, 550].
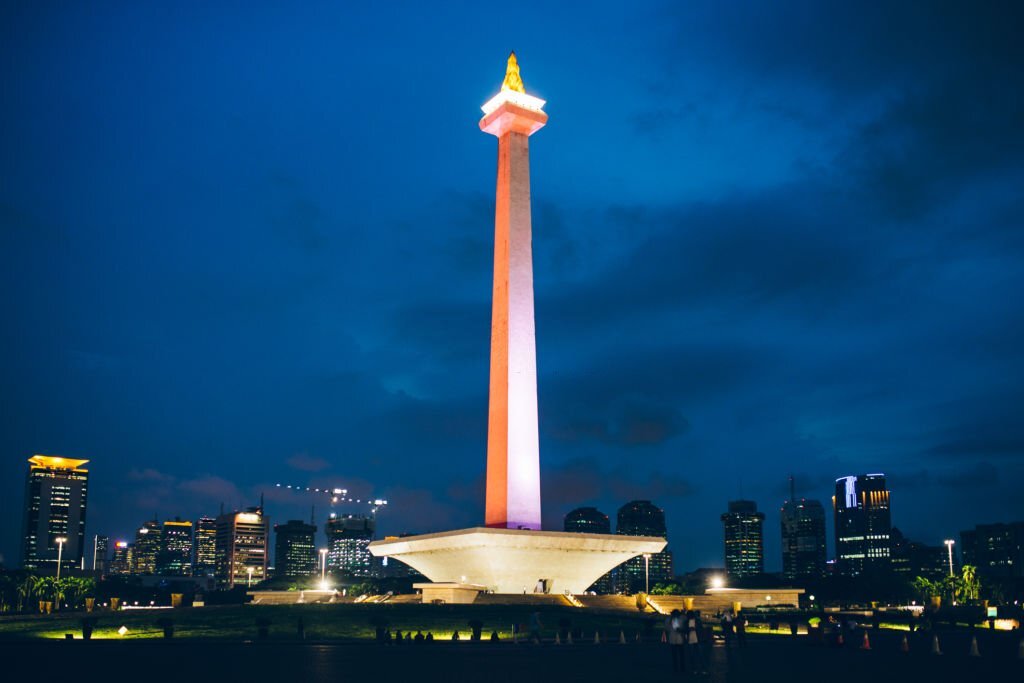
[480, 54, 547, 530]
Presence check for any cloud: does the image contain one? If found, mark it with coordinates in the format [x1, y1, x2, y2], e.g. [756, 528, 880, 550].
[286, 452, 331, 472]
[177, 475, 245, 506]
[127, 467, 176, 483]
[542, 456, 697, 512]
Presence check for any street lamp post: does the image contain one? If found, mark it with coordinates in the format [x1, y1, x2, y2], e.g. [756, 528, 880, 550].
[55, 537, 67, 580]
[944, 539, 955, 576]
[247, 566, 254, 588]
[319, 548, 328, 588]
[643, 553, 652, 594]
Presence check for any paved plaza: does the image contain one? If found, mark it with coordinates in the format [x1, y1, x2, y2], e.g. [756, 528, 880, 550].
[3, 632, 1021, 683]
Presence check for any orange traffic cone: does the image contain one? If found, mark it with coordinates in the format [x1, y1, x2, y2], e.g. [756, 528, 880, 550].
[900, 634, 909, 653]
[932, 635, 943, 656]
[619, 630, 626, 644]
[837, 633, 844, 646]
[969, 635, 980, 657]
[860, 631, 871, 650]
[661, 630, 667, 643]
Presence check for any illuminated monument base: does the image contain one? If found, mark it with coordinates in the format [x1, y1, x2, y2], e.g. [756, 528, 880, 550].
[369, 527, 666, 595]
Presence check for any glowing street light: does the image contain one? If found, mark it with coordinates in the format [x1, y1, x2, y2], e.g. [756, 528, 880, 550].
[55, 537, 67, 580]
[642, 553, 652, 594]
[710, 575, 725, 589]
[319, 548, 328, 587]
[944, 539, 955, 576]
[246, 566, 254, 588]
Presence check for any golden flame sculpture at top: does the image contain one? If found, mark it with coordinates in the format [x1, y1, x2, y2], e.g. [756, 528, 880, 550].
[501, 52, 525, 93]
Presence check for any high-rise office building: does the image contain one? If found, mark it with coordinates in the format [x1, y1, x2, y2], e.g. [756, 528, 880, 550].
[564, 507, 614, 593]
[722, 500, 765, 578]
[564, 507, 611, 534]
[109, 541, 132, 575]
[214, 507, 269, 589]
[92, 534, 109, 574]
[615, 501, 673, 592]
[274, 520, 317, 578]
[325, 514, 375, 577]
[132, 520, 162, 575]
[833, 474, 892, 576]
[960, 522, 1024, 579]
[194, 516, 217, 576]
[890, 528, 949, 579]
[780, 499, 826, 581]
[157, 518, 193, 576]
[21, 455, 90, 573]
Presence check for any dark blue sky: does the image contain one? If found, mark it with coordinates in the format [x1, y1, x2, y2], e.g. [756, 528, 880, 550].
[3, 1, 1023, 571]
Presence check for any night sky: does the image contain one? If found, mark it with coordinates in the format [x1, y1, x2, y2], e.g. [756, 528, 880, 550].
[3, 2, 1023, 572]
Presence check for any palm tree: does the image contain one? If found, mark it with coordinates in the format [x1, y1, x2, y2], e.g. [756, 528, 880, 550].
[960, 565, 980, 603]
[911, 576, 939, 601]
[35, 576, 57, 611]
[18, 574, 41, 612]
[0, 574, 14, 613]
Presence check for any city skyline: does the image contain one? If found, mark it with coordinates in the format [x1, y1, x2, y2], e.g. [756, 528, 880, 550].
[22, 453, 1024, 583]
[3, 2, 1024, 571]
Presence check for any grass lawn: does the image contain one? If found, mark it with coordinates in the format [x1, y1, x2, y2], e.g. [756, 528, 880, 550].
[0, 603, 663, 641]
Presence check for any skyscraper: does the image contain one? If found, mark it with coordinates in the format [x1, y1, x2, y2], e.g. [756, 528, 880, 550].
[616, 501, 673, 592]
[194, 516, 217, 576]
[564, 507, 611, 535]
[109, 541, 132, 575]
[833, 474, 892, 576]
[21, 455, 90, 573]
[326, 514, 375, 577]
[890, 528, 949, 579]
[157, 518, 193, 576]
[214, 507, 269, 589]
[721, 500, 765, 578]
[92, 534, 109, 574]
[564, 507, 613, 593]
[274, 520, 317, 578]
[780, 499, 826, 581]
[132, 520, 161, 575]
[960, 522, 1024, 579]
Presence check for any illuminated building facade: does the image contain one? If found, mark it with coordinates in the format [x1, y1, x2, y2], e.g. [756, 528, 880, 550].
[833, 474, 891, 576]
[109, 541, 132, 575]
[722, 500, 765, 578]
[780, 499, 826, 580]
[215, 507, 269, 589]
[326, 514, 375, 577]
[92, 534, 109, 574]
[133, 520, 161, 574]
[960, 522, 1024, 579]
[274, 519, 317, 578]
[483, 52, 546, 532]
[21, 455, 90, 573]
[194, 516, 217, 576]
[157, 518, 193, 576]
[616, 501, 673, 592]
[564, 508, 614, 593]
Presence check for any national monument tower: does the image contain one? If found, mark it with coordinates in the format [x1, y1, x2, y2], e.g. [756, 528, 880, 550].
[369, 55, 665, 597]
[482, 53, 546, 531]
